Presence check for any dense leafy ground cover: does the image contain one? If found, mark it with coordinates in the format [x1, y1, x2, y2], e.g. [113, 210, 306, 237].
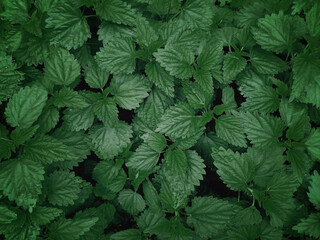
[0, 0, 320, 239]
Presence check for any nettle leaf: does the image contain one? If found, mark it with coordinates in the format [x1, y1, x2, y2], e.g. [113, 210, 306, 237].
[136, 18, 158, 48]
[179, 0, 213, 30]
[84, 61, 110, 89]
[164, 149, 187, 180]
[249, 48, 288, 74]
[215, 114, 247, 148]
[183, 80, 212, 109]
[307, 171, 320, 210]
[145, 61, 174, 97]
[45, 1, 91, 50]
[305, 129, 320, 160]
[51, 87, 89, 109]
[110, 74, 152, 110]
[30, 207, 63, 226]
[36, 105, 60, 133]
[186, 196, 241, 238]
[239, 111, 285, 148]
[48, 217, 99, 240]
[5, 86, 47, 129]
[156, 102, 203, 140]
[305, 3, 320, 37]
[154, 46, 194, 79]
[293, 213, 320, 238]
[223, 52, 247, 83]
[93, 98, 119, 125]
[111, 229, 142, 240]
[185, 150, 206, 189]
[89, 121, 132, 160]
[0, 55, 24, 104]
[44, 48, 81, 86]
[10, 125, 39, 147]
[24, 134, 77, 164]
[118, 189, 146, 215]
[94, 0, 138, 26]
[46, 170, 83, 206]
[0, 206, 17, 224]
[0, 0, 29, 24]
[96, 38, 136, 74]
[252, 12, 296, 53]
[212, 147, 254, 191]
[126, 143, 159, 173]
[0, 158, 45, 209]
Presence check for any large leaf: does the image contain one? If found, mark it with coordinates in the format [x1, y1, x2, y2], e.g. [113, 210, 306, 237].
[308, 171, 320, 210]
[212, 147, 254, 191]
[156, 103, 203, 140]
[293, 213, 320, 238]
[45, 1, 91, 50]
[0, 158, 44, 209]
[89, 121, 132, 160]
[110, 74, 151, 110]
[305, 129, 320, 160]
[118, 189, 146, 215]
[44, 48, 81, 86]
[96, 38, 136, 74]
[154, 46, 194, 79]
[5, 86, 47, 129]
[186, 197, 241, 238]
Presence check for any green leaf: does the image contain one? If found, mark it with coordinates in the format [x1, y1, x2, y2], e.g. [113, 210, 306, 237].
[179, 0, 213, 30]
[250, 48, 288, 74]
[5, 86, 47, 129]
[118, 189, 146, 215]
[239, 70, 280, 113]
[290, 52, 320, 101]
[293, 213, 320, 238]
[126, 143, 159, 173]
[137, 210, 165, 232]
[30, 207, 63, 225]
[46, 170, 83, 206]
[183, 80, 212, 109]
[0, 206, 17, 224]
[36, 106, 60, 133]
[84, 61, 110, 89]
[93, 159, 123, 184]
[0, 0, 29, 24]
[10, 125, 39, 147]
[142, 133, 167, 153]
[51, 87, 89, 109]
[143, 181, 162, 212]
[196, 41, 223, 71]
[193, 69, 213, 92]
[154, 46, 194, 79]
[96, 38, 136, 74]
[185, 150, 206, 189]
[308, 171, 320, 210]
[136, 18, 158, 48]
[110, 74, 151, 110]
[45, 1, 91, 50]
[306, 3, 320, 37]
[111, 229, 142, 240]
[93, 98, 119, 125]
[89, 122, 132, 160]
[186, 196, 241, 238]
[223, 52, 246, 83]
[24, 135, 77, 164]
[239, 111, 285, 148]
[215, 114, 247, 148]
[232, 206, 262, 226]
[156, 103, 203, 140]
[305, 129, 320, 160]
[63, 106, 95, 131]
[0, 158, 44, 209]
[94, 0, 138, 26]
[48, 217, 99, 240]
[0, 55, 24, 104]
[287, 148, 310, 183]
[134, 87, 173, 132]
[252, 12, 295, 53]
[211, 147, 254, 191]
[44, 48, 81, 86]
[145, 61, 174, 97]
[164, 149, 187, 180]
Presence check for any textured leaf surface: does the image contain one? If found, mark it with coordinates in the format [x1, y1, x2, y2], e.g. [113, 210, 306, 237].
[5, 86, 47, 129]
[118, 189, 146, 215]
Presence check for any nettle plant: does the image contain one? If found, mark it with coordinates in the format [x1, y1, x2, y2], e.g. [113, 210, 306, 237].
[0, 0, 320, 239]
